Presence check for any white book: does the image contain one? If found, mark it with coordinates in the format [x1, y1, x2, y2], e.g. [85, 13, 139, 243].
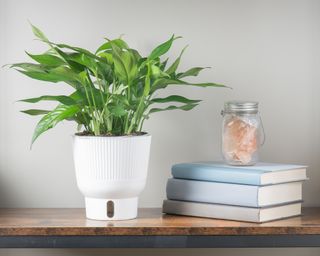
[162, 200, 302, 223]
[166, 178, 303, 207]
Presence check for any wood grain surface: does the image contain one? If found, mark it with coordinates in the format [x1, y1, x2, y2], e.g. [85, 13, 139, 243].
[0, 208, 319, 236]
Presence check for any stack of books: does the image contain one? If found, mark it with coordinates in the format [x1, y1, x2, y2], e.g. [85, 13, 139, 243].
[162, 162, 307, 222]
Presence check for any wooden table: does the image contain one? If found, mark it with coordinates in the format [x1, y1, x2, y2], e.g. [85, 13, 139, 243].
[0, 208, 320, 248]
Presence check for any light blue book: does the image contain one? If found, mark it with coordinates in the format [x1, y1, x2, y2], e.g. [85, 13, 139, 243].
[166, 178, 303, 207]
[172, 161, 307, 185]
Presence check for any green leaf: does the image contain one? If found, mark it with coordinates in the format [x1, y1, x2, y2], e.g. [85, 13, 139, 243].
[96, 61, 113, 83]
[111, 45, 137, 84]
[177, 67, 210, 78]
[52, 48, 86, 72]
[98, 52, 113, 64]
[68, 53, 97, 73]
[159, 57, 169, 71]
[21, 109, 50, 116]
[75, 82, 106, 108]
[144, 75, 151, 96]
[30, 23, 49, 42]
[150, 78, 182, 93]
[148, 35, 181, 60]
[31, 104, 79, 145]
[123, 51, 138, 83]
[17, 66, 80, 85]
[109, 104, 127, 117]
[150, 78, 225, 93]
[96, 38, 128, 53]
[113, 84, 128, 95]
[17, 70, 62, 83]
[143, 63, 152, 96]
[19, 95, 76, 105]
[12, 62, 81, 85]
[150, 95, 201, 104]
[148, 103, 198, 114]
[26, 52, 65, 66]
[151, 65, 161, 78]
[128, 49, 142, 61]
[10, 63, 46, 72]
[46, 66, 80, 82]
[55, 43, 99, 60]
[70, 112, 90, 125]
[69, 90, 85, 103]
[112, 50, 129, 84]
[166, 45, 188, 75]
[183, 81, 226, 87]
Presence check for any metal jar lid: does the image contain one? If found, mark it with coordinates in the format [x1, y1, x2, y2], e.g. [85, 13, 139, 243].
[223, 101, 259, 114]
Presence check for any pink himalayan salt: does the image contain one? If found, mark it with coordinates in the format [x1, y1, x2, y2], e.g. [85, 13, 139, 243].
[223, 117, 258, 165]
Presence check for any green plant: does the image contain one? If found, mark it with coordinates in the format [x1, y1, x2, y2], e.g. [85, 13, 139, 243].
[10, 25, 225, 145]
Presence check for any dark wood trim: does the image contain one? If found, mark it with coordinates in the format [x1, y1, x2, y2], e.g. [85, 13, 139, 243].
[1, 235, 320, 248]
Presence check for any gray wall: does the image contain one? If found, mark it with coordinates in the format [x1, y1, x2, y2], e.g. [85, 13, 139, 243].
[1, 0, 320, 255]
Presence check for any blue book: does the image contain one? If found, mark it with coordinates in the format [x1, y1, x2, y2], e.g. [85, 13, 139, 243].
[166, 178, 303, 207]
[172, 161, 307, 185]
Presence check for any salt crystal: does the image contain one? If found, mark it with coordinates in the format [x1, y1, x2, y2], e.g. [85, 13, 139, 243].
[223, 116, 258, 165]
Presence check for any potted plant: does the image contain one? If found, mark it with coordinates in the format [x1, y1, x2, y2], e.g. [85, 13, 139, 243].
[10, 25, 225, 220]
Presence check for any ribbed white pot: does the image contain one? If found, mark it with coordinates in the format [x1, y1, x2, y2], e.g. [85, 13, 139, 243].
[72, 134, 151, 220]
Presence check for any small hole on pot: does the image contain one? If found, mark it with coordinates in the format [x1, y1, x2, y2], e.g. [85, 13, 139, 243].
[107, 200, 114, 218]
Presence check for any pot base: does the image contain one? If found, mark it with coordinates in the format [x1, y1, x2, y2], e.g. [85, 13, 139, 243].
[85, 197, 138, 220]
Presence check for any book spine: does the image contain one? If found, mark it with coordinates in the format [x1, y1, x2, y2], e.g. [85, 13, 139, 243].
[166, 178, 259, 207]
[172, 165, 262, 185]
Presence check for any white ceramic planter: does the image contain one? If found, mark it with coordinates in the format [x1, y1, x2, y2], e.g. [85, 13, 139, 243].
[72, 134, 151, 220]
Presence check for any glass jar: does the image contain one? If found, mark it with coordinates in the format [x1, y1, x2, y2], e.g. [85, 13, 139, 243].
[221, 101, 265, 166]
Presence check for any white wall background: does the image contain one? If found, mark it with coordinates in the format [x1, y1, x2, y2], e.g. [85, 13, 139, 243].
[1, 0, 320, 255]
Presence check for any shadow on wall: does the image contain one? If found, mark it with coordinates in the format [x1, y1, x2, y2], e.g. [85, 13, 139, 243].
[0, 171, 17, 208]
